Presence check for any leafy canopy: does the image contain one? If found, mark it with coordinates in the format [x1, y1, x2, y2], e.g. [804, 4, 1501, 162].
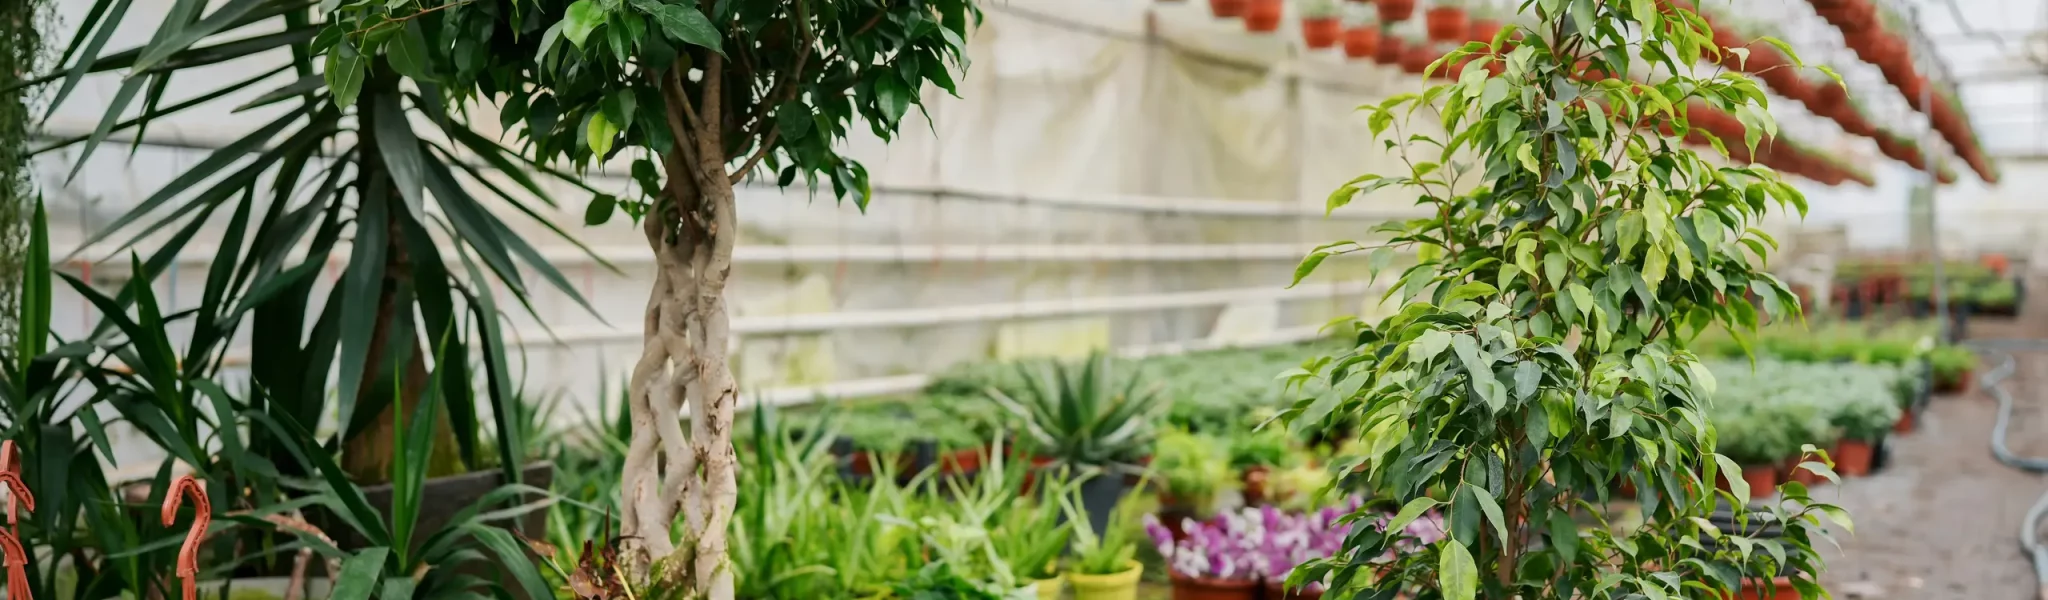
[1282, 1, 1850, 599]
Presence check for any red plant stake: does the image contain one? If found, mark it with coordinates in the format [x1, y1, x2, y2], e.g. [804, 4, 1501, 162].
[0, 444, 33, 600]
[162, 475, 211, 600]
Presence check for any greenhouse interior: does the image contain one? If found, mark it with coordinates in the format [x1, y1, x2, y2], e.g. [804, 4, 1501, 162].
[6, 0, 2048, 598]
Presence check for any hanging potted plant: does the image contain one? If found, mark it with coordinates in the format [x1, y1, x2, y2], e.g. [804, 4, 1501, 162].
[1245, 0, 1285, 32]
[1398, 37, 1432, 74]
[1373, 32, 1404, 65]
[1375, 0, 1414, 22]
[1211, 0, 1248, 19]
[1342, 12, 1382, 59]
[1812, 78, 1847, 116]
[1424, 0, 1467, 41]
[1298, 0, 1344, 47]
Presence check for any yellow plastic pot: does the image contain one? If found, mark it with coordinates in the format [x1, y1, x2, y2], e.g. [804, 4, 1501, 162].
[1034, 576, 1064, 600]
[1065, 561, 1143, 600]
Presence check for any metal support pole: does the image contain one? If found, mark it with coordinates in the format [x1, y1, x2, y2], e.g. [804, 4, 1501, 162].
[1910, 4, 1949, 339]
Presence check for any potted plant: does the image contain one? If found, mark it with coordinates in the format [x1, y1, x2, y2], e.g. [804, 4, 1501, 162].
[1376, 0, 1415, 22]
[1711, 408, 1787, 500]
[1143, 512, 1260, 600]
[1061, 492, 1145, 600]
[1153, 429, 1234, 526]
[988, 351, 1164, 544]
[1929, 345, 1978, 394]
[1398, 36, 1433, 74]
[1343, 17, 1382, 58]
[1299, 0, 1344, 47]
[1374, 32, 1405, 65]
[1227, 425, 1293, 506]
[1245, 0, 1285, 32]
[1424, 0, 1467, 41]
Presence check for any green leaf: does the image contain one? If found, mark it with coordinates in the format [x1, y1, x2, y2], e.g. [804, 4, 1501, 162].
[1412, 329, 1453, 364]
[585, 194, 618, 226]
[1713, 454, 1748, 502]
[633, 0, 723, 53]
[1465, 483, 1509, 544]
[1543, 251, 1567, 287]
[563, 0, 606, 48]
[1516, 238, 1539, 279]
[587, 111, 618, 157]
[1568, 283, 1595, 319]
[1516, 142, 1539, 174]
[330, 547, 389, 600]
[324, 40, 366, 109]
[1478, 78, 1509, 110]
[1587, 95, 1610, 139]
[1608, 402, 1633, 438]
[1547, 510, 1579, 564]
[1644, 245, 1668, 287]
[1444, 281, 1498, 305]
[1513, 361, 1541, 400]
[875, 73, 913, 126]
[1439, 539, 1477, 600]
[1291, 252, 1329, 288]
[385, 22, 432, 81]
[1387, 497, 1443, 537]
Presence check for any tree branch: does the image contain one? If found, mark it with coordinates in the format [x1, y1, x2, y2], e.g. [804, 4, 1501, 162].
[727, 127, 779, 184]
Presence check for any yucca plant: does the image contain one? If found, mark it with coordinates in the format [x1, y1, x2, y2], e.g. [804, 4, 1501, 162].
[987, 352, 1163, 472]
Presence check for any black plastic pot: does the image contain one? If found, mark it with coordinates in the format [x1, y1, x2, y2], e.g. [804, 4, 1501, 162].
[1870, 434, 1893, 472]
[1075, 471, 1130, 539]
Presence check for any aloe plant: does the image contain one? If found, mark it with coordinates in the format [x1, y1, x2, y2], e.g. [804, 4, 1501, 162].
[986, 352, 1163, 472]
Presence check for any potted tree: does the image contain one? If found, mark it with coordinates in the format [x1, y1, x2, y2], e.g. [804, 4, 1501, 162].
[1300, 0, 1345, 47]
[988, 352, 1164, 539]
[1283, 3, 1844, 598]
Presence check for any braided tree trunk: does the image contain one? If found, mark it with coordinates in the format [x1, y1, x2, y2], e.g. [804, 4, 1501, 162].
[620, 57, 740, 600]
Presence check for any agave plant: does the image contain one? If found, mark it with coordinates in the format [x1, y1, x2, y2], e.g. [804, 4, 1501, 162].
[986, 352, 1163, 472]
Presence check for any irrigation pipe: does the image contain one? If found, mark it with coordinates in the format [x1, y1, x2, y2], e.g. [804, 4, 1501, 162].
[1958, 338, 2048, 599]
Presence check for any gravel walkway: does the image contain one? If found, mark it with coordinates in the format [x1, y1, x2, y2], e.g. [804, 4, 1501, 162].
[1817, 291, 2048, 600]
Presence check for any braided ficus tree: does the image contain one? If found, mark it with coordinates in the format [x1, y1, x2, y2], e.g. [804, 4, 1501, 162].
[322, 0, 975, 595]
[1284, 2, 1849, 599]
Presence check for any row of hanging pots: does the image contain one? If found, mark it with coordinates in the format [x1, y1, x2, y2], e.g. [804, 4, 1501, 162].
[1205, 0, 1414, 30]
[1681, 101, 1874, 187]
[1804, 0, 1998, 183]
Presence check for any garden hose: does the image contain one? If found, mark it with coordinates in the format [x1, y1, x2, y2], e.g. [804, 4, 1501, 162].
[1957, 339, 2048, 599]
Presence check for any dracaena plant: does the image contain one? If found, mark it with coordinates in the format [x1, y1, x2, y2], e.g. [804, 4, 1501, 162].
[1281, 2, 1851, 599]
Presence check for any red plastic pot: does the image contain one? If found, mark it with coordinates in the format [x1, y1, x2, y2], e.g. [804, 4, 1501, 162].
[1425, 7, 1467, 42]
[1374, 34, 1404, 65]
[1209, 0, 1246, 18]
[1171, 574, 1259, 600]
[1818, 0, 1875, 32]
[1812, 80, 1847, 114]
[1377, 0, 1416, 22]
[1400, 43, 1433, 74]
[1835, 439, 1874, 477]
[1244, 0, 1283, 32]
[1720, 464, 1778, 500]
[1301, 17, 1342, 48]
[1343, 26, 1381, 59]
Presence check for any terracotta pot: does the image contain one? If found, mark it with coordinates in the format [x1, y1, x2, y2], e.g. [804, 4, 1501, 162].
[1301, 17, 1342, 48]
[1425, 7, 1467, 42]
[1739, 464, 1777, 500]
[1836, 439, 1874, 477]
[1400, 43, 1433, 74]
[1263, 580, 1324, 600]
[1812, 81, 1847, 114]
[1244, 0, 1283, 32]
[1935, 369, 1973, 394]
[940, 447, 984, 474]
[1468, 18, 1501, 43]
[1169, 574, 1259, 600]
[1818, 0, 1875, 31]
[1374, 34, 1404, 65]
[1736, 576, 1802, 600]
[1241, 465, 1272, 506]
[1209, 0, 1246, 18]
[1343, 26, 1381, 58]
[1377, 0, 1416, 22]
